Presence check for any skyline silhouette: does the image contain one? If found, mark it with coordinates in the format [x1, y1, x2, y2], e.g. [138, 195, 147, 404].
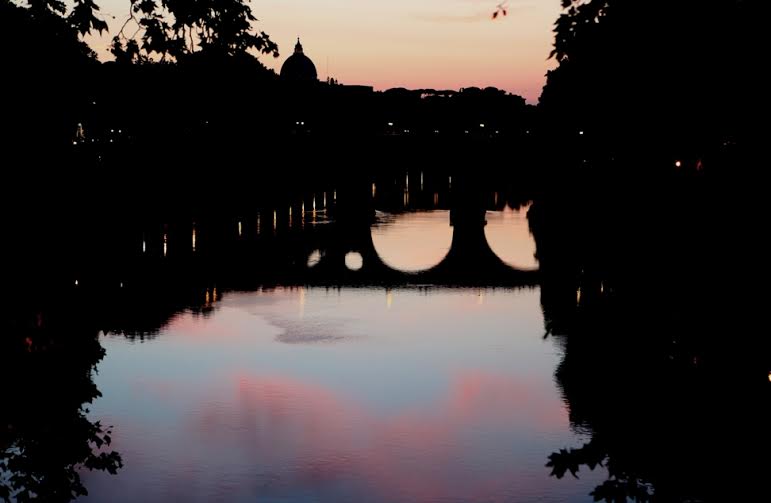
[81, 0, 561, 100]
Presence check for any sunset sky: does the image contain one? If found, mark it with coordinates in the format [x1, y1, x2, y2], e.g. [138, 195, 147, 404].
[87, 0, 562, 102]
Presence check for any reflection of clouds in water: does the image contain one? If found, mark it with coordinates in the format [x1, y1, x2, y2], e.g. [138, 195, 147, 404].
[224, 289, 361, 345]
[267, 315, 361, 345]
[192, 370, 571, 502]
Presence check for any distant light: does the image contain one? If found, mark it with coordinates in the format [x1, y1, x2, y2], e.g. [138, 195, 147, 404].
[495, 130, 500, 134]
[434, 130, 439, 134]
[464, 130, 469, 134]
[92, 101, 96, 105]
[301, 121, 305, 125]
[72, 141, 77, 145]
[768, 371, 771, 383]
[120, 282, 124, 288]
[526, 130, 530, 134]
[480, 123, 485, 128]
[675, 160, 682, 168]
[109, 139, 113, 143]
[118, 129, 122, 134]
[579, 130, 584, 135]
[111, 129, 114, 133]
[74, 279, 79, 286]
[388, 122, 393, 127]
[404, 129, 409, 133]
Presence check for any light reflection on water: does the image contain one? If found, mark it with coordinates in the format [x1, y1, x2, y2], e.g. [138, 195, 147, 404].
[81, 288, 603, 503]
[372, 211, 453, 272]
[371, 206, 537, 272]
[485, 204, 539, 270]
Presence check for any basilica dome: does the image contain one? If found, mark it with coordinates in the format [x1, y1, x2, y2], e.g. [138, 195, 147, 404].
[280, 39, 318, 83]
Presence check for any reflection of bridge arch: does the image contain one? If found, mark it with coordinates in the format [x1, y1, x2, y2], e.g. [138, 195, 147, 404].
[484, 205, 539, 271]
[306, 204, 538, 287]
[371, 211, 453, 273]
[129, 177, 540, 288]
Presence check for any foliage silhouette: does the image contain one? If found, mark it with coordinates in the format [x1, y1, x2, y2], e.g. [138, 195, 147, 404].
[1, 305, 122, 502]
[540, 0, 762, 161]
[530, 160, 770, 502]
[111, 0, 279, 62]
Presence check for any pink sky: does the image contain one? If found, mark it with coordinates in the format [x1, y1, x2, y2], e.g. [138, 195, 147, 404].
[87, 0, 562, 102]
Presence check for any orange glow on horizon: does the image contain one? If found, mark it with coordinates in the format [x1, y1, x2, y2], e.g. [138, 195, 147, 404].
[86, 0, 562, 102]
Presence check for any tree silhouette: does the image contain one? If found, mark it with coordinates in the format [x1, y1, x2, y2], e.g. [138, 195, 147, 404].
[539, 0, 762, 157]
[1, 308, 122, 502]
[22, 0, 108, 35]
[112, 0, 279, 62]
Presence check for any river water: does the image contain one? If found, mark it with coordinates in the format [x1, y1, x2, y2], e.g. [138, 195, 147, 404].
[77, 208, 605, 502]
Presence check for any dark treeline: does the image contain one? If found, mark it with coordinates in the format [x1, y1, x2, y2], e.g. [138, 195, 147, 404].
[528, 4, 769, 493]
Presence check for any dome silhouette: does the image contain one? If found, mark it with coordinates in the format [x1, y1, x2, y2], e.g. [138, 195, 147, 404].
[280, 38, 318, 83]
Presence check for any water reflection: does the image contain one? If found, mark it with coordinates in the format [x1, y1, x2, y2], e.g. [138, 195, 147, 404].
[371, 211, 453, 272]
[344, 251, 363, 271]
[81, 288, 602, 503]
[485, 204, 538, 270]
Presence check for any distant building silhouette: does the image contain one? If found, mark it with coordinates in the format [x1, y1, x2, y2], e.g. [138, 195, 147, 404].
[280, 38, 318, 83]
